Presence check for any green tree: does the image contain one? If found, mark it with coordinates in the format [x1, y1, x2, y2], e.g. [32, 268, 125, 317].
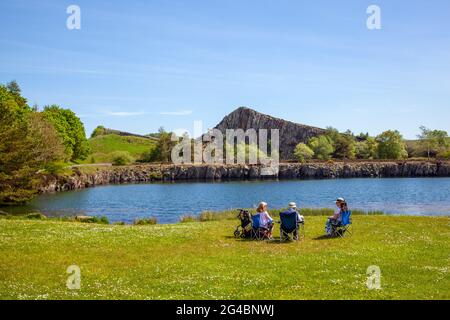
[111, 151, 134, 166]
[417, 126, 449, 158]
[143, 127, 175, 163]
[357, 132, 370, 140]
[0, 84, 65, 204]
[333, 132, 356, 159]
[294, 143, 314, 163]
[91, 125, 107, 138]
[355, 137, 378, 159]
[324, 127, 356, 159]
[308, 136, 334, 160]
[4, 80, 28, 114]
[376, 130, 408, 159]
[42, 105, 90, 161]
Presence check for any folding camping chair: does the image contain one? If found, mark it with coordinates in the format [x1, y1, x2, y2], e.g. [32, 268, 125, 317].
[279, 210, 304, 242]
[250, 213, 271, 240]
[330, 210, 352, 238]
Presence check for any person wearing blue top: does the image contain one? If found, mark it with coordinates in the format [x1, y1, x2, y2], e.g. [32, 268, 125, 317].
[325, 197, 347, 235]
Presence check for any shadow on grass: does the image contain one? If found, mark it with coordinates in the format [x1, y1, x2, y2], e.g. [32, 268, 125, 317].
[226, 235, 304, 244]
[266, 239, 302, 245]
[313, 234, 339, 240]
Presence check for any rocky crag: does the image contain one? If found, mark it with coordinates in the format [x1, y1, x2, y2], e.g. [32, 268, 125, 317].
[39, 161, 450, 193]
[214, 107, 325, 160]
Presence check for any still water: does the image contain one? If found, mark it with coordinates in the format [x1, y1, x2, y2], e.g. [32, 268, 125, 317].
[5, 178, 450, 223]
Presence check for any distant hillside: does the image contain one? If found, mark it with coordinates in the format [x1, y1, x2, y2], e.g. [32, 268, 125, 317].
[83, 133, 157, 164]
[214, 107, 325, 159]
[91, 126, 159, 141]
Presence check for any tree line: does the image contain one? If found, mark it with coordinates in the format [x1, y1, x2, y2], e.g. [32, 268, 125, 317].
[294, 126, 450, 162]
[0, 81, 89, 204]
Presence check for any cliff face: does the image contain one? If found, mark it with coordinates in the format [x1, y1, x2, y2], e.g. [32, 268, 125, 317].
[39, 161, 450, 193]
[214, 107, 325, 160]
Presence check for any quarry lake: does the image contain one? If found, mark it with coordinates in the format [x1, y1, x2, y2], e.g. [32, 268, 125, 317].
[6, 177, 450, 223]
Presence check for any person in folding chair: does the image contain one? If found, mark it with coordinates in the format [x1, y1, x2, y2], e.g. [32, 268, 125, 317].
[279, 202, 305, 241]
[251, 202, 274, 240]
[325, 198, 352, 237]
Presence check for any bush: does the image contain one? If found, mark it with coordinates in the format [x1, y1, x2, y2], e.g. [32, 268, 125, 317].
[43, 161, 69, 175]
[293, 143, 314, 163]
[76, 215, 109, 224]
[91, 125, 107, 138]
[26, 213, 47, 219]
[437, 150, 450, 160]
[308, 136, 334, 160]
[133, 217, 157, 225]
[111, 151, 134, 166]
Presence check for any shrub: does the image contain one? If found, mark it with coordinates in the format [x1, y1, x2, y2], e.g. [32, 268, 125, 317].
[133, 217, 157, 225]
[26, 213, 47, 219]
[111, 151, 134, 166]
[308, 136, 334, 160]
[76, 215, 109, 224]
[91, 125, 107, 138]
[293, 143, 314, 163]
[437, 149, 450, 160]
[43, 161, 69, 175]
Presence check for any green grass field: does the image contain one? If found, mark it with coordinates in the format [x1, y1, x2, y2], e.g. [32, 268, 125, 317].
[0, 214, 449, 300]
[83, 134, 157, 163]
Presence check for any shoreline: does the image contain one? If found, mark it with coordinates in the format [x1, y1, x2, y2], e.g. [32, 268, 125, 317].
[38, 160, 450, 194]
[2, 206, 448, 226]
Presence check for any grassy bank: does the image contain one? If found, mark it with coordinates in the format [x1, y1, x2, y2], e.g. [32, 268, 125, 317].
[82, 133, 157, 164]
[0, 214, 448, 300]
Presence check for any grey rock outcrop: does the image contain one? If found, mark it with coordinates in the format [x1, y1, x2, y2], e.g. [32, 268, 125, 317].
[214, 107, 325, 160]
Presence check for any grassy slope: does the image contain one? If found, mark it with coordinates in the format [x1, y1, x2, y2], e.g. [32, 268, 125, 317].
[82, 134, 157, 163]
[0, 215, 449, 300]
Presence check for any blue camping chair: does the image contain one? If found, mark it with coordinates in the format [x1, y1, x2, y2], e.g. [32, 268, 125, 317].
[251, 213, 271, 240]
[331, 210, 352, 238]
[279, 210, 304, 242]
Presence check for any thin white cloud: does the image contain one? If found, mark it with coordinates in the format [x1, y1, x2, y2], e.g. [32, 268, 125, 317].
[78, 110, 193, 118]
[159, 110, 193, 116]
[106, 111, 147, 116]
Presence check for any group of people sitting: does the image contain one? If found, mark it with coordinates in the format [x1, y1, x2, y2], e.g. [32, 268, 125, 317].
[237, 198, 350, 240]
[252, 201, 304, 240]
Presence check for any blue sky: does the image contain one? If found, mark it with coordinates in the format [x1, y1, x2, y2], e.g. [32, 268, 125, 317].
[1, 0, 449, 139]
